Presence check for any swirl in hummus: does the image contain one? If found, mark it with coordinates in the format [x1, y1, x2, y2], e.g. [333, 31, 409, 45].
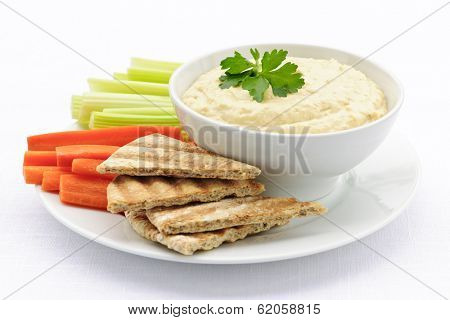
[182, 57, 388, 134]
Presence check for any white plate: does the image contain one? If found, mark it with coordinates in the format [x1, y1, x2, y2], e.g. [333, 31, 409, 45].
[37, 131, 419, 264]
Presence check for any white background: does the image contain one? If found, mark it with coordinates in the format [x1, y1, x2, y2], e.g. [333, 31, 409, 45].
[1, 0, 449, 299]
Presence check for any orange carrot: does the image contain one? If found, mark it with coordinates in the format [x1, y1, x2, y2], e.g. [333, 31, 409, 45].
[56, 145, 118, 167]
[23, 166, 71, 184]
[27, 126, 182, 151]
[72, 159, 117, 179]
[60, 190, 108, 210]
[23, 151, 57, 166]
[59, 174, 109, 210]
[60, 174, 110, 195]
[42, 171, 70, 191]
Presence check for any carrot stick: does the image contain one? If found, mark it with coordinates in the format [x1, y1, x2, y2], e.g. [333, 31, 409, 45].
[27, 126, 182, 151]
[59, 174, 110, 195]
[59, 174, 109, 210]
[56, 145, 118, 167]
[41, 171, 70, 191]
[23, 166, 71, 184]
[60, 190, 108, 210]
[72, 159, 117, 179]
[23, 151, 57, 166]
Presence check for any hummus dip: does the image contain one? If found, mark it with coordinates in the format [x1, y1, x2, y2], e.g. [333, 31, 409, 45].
[182, 57, 388, 134]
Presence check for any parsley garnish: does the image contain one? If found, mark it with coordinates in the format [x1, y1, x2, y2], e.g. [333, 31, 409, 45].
[219, 49, 305, 102]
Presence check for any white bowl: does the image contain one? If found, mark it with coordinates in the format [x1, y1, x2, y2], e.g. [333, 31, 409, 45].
[169, 44, 404, 200]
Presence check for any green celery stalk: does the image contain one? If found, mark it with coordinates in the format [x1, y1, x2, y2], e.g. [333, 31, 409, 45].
[83, 92, 171, 102]
[130, 57, 182, 71]
[127, 67, 173, 83]
[71, 95, 82, 119]
[88, 78, 169, 96]
[77, 92, 173, 124]
[102, 107, 176, 116]
[113, 72, 129, 80]
[89, 111, 179, 129]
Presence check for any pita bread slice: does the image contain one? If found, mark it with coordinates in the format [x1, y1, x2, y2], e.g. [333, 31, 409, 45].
[146, 196, 326, 235]
[125, 210, 289, 255]
[107, 175, 265, 213]
[96, 134, 261, 180]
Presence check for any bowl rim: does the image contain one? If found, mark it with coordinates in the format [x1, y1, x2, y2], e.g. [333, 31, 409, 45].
[169, 43, 404, 138]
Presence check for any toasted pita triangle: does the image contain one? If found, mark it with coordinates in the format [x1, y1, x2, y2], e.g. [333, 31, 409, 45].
[146, 196, 326, 235]
[96, 134, 261, 180]
[107, 175, 265, 213]
[125, 210, 289, 255]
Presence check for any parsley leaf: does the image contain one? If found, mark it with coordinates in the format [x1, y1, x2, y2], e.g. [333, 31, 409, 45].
[219, 71, 251, 89]
[261, 49, 288, 73]
[241, 75, 269, 103]
[220, 51, 254, 74]
[219, 48, 304, 102]
[264, 62, 305, 97]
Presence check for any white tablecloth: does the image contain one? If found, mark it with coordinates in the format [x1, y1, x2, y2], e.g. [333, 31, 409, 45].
[1, 0, 449, 299]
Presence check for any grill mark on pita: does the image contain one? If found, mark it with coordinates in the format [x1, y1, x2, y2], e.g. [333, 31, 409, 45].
[107, 176, 265, 213]
[125, 210, 290, 255]
[146, 196, 326, 235]
[169, 178, 182, 194]
[127, 134, 210, 154]
[97, 134, 261, 179]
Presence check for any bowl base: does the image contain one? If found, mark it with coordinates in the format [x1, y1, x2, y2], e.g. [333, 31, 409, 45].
[258, 173, 341, 201]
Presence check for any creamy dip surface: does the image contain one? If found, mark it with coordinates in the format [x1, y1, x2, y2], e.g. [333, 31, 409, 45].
[182, 57, 388, 134]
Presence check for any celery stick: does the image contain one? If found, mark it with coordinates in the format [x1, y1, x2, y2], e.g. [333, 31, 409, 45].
[88, 78, 169, 96]
[127, 67, 172, 83]
[78, 92, 173, 124]
[84, 92, 171, 102]
[89, 111, 179, 129]
[102, 107, 176, 116]
[113, 72, 129, 80]
[92, 122, 179, 128]
[92, 112, 178, 124]
[79, 102, 173, 124]
[71, 95, 82, 119]
[130, 57, 182, 71]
